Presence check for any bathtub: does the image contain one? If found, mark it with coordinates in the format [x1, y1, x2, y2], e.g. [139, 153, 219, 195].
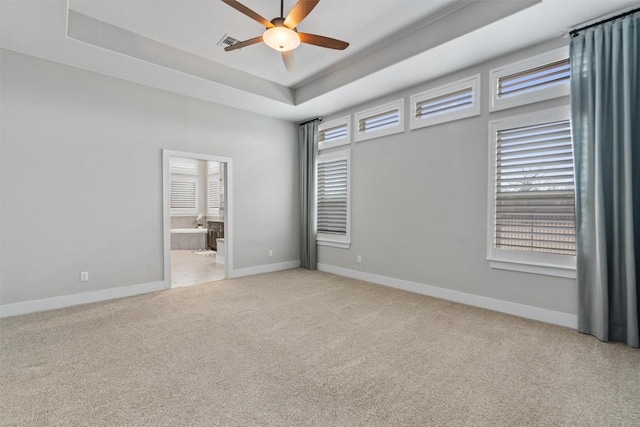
[170, 228, 207, 234]
[170, 228, 207, 250]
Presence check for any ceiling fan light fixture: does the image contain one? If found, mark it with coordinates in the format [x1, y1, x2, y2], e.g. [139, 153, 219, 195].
[263, 26, 300, 52]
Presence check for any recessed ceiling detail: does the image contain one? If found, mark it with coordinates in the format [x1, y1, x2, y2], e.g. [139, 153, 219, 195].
[2, 0, 637, 121]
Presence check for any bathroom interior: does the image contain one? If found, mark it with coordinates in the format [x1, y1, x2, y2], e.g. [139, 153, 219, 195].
[169, 157, 226, 287]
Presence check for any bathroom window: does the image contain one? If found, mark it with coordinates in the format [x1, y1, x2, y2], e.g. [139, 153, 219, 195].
[487, 106, 576, 278]
[317, 150, 350, 248]
[170, 177, 199, 215]
[207, 162, 221, 217]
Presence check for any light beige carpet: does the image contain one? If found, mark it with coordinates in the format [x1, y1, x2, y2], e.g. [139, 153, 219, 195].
[1, 269, 639, 426]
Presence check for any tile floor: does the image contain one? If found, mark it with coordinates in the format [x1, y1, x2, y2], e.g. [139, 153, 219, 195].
[170, 250, 225, 287]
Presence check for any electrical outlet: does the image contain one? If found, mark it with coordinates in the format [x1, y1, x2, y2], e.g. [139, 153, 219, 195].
[268, 250, 273, 257]
[80, 272, 89, 282]
[357, 255, 362, 263]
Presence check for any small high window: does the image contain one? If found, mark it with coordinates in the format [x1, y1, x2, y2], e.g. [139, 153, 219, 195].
[410, 75, 480, 130]
[354, 100, 404, 142]
[318, 116, 350, 150]
[490, 47, 570, 112]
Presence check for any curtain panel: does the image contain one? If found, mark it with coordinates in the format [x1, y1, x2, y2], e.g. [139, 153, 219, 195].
[299, 120, 319, 270]
[570, 10, 640, 347]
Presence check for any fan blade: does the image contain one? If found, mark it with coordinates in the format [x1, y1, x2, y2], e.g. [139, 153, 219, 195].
[281, 51, 296, 71]
[224, 36, 263, 51]
[221, 0, 274, 28]
[298, 33, 349, 50]
[283, 0, 319, 28]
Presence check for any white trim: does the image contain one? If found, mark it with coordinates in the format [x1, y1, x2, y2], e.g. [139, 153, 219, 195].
[163, 150, 234, 288]
[0, 280, 166, 318]
[317, 240, 350, 249]
[410, 74, 481, 130]
[318, 116, 351, 151]
[486, 107, 576, 277]
[488, 258, 576, 279]
[317, 264, 577, 329]
[229, 260, 300, 278]
[489, 46, 570, 112]
[354, 99, 404, 142]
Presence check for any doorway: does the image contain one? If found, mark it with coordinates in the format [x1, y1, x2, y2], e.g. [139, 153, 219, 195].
[162, 150, 233, 288]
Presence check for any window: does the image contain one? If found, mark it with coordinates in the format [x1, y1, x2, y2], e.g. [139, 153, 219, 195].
[317, 150, 350, 248]
[489, 47, 570, 112]
[487, 107, 576, 278]
[318, 116, 350, 150]
[170, 158, 199, 215]
[410, 74, 480, 130]
[207, 161, 221, 217]
[354, 99, 404, 142]
[170, 178, 198, 215]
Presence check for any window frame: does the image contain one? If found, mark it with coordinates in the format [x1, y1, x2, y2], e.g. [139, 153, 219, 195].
[316, 149, 351, 249]
[206, 162, 222, 217]
[489, 47, 570, 112]
[354, 99, 404, 143]
[410, 74, 481, 130]
[318, 116, 351, 151]
[486, 106, 576, 278]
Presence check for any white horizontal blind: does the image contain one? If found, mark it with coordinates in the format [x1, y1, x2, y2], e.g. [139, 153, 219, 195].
[494, 119, 575, 255]
[208, 177, 220, 212]
[317, 158, 348, 235]
[170, 158, 198, 175]
[416, 87, 473, 119]
[170, 181, 197, 209]
[498, 58, 570, 99]
[359, 109, 400, 133]
[208, 161, 220, 175]
[355, 100, 404, 142]
[320, 123, 348, 145]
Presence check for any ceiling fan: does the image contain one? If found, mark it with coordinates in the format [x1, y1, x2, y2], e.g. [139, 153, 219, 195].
[221, 0, 349, 71]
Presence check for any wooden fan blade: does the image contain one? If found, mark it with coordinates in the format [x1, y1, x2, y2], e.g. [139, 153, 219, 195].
[221, 0, 274, 28]
[283, 0, 319, 29]
[298, 33, 349, 50]
[224, 36, 263, 51]
[281, 51, 295, 71]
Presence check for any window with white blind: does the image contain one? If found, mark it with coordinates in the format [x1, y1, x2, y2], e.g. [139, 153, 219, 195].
[317, 150, 350, 248]
[318, 116, 350, 150]
[410, 75, 480, 130]
[207, 161, 221, 216]
[487, 107, 576, 278]
[169, 157, 198, 175]
[354, 99, 404, 142]
[170, 177, 198, 215]
[490, 47, 570, 112]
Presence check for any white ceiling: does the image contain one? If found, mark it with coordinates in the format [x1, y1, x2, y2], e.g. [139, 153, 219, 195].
[1, 0, 637, 121]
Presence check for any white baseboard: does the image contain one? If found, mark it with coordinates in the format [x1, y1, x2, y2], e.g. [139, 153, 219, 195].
[230, 260, 300, 278]
[317, 264, 578, 329]
[0, 280, 168, 318]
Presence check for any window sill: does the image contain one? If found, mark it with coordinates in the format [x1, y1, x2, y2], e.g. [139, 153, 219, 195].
[488, 258, 576, 279]
[317, 240, 350, 249]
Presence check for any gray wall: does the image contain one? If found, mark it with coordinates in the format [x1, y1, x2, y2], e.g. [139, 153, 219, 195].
[318, 38, 578, 315]
[0, 49, 299, 305]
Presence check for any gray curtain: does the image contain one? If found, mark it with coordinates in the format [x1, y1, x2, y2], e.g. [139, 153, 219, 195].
[300, 119, 319, 270]
[570, 10, 640, 348]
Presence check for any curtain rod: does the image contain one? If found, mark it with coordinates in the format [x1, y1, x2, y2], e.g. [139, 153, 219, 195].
[299, 117, 322, 126]
[570, 7, 639, 37]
